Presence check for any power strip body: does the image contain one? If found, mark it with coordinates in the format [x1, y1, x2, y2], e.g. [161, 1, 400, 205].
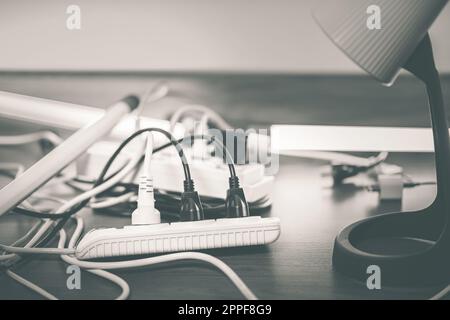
[77, 141, 274, 202]
[76, 216, 280, 260]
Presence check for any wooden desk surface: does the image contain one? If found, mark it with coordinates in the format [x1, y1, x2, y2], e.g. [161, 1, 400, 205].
[0, 72, 449, 299]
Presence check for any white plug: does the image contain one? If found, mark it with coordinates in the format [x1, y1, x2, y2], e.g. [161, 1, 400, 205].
[378, 174, 404, 201]
[132, 132, 161, 225]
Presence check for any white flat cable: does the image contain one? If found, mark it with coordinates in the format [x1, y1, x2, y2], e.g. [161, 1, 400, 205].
[278, 150, 388, 167]
[270, 125, 441, 153]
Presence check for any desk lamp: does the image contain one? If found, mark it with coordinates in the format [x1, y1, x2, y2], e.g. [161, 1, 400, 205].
[314, 0, 449, 285]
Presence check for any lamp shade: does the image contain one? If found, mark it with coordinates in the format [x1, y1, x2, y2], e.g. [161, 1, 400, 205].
[313, 0, 448, 84]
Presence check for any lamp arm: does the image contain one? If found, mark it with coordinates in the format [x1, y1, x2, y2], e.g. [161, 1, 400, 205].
[404, 34, 450, 221]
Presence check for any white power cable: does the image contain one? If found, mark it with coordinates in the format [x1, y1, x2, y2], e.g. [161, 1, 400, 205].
[28, 194, 67, 205]
[0, 141, 144, 265]
[89, 192, 135, 209]
[8, 265, 130, 300]
[5, 270, 58, 300]
[191, 114, 211, 160]
[132, 133, 160, 225]
[0, 221, 55, 263]
[59, 217, 257, 300]
[430, 284, 450, 300]
[4, 212, 258, 300]
[0, 162, 70, 209]
[0, 162, 37, 210]
[57, 151, 142, 213]
[0, 244, 75, 255]
[169, 104, 233, 133]
[87, 269, 130, 300]
[10, 221, 44, 247]
[4, 220, 130, 300]
[134, 82, 169, 131]
[2, 120, 256, 300]
[0, 162, 25, 176]
[0, 131, 63, 146]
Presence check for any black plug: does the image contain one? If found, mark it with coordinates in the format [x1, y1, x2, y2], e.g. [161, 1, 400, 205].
[180, 179, 204, 221]
[225, 176, 250, 218]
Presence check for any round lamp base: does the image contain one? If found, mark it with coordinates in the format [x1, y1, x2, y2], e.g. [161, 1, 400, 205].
[332, 204, 450, 286]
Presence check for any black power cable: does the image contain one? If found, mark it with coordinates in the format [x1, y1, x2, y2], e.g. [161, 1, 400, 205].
[1, 131, 254, 271]
[24, 128, 195, 248]
[13, 134, 237, 220]
[12, 129, 191, 219]
[20, 131, 241, 251]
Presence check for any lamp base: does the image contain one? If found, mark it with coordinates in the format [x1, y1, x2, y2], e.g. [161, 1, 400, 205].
[333, 34, 450, 287]
[332, 202, 450, 286]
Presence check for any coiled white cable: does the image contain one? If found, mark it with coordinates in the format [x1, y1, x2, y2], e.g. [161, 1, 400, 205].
[59, 217, 257, 300]
[3, 214, 257, 300]
[0, 142, 144, 264]
[4, 235, 130, 300]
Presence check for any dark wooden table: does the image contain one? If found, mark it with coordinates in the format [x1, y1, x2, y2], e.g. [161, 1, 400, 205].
[0, 72, 449, 299]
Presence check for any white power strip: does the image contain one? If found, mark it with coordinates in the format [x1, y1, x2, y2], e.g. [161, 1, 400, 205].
[77, 141, 274, 202]
[76, 216, 281, 260]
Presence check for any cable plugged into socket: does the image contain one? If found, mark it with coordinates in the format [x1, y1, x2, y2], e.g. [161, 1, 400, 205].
[180, 179, 204, 221]
[132, 133, 161, 225]
[225, 176, 249, 218]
